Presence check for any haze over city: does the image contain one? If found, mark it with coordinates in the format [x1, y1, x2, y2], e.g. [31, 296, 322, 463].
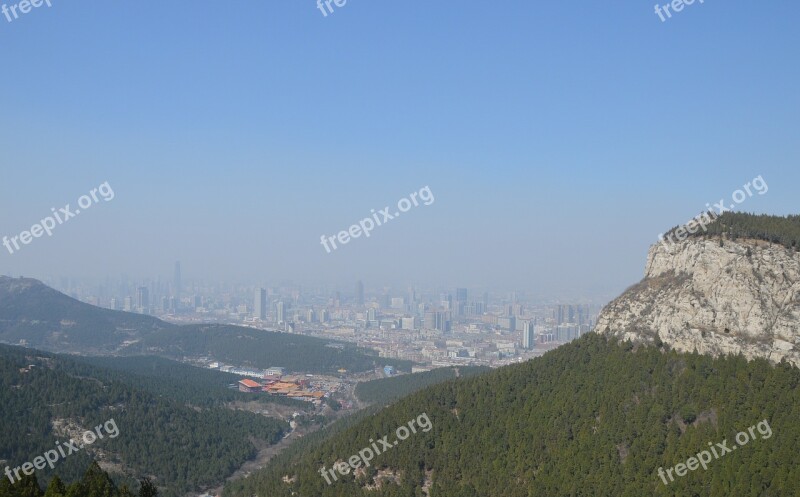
[2, 2, 798, 300]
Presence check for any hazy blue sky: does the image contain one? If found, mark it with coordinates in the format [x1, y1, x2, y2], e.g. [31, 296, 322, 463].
[0, 1, 798, 299]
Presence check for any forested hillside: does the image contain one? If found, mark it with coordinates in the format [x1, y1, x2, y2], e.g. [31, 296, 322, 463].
[225, 334, 800, 497]
[668, 212, 800, 250]
[0, 462, 157, 497]
[132, 324, 413, 374]
[0, 277, 169, 353]
[75, 355, 309, 409]
[0, 345, 288, 497]
[355, 366, 490, 404]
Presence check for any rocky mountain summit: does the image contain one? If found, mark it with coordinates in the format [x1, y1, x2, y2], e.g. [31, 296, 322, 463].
[596, 214, 800, 367]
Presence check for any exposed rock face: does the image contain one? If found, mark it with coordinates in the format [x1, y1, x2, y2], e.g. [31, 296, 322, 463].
[595, 238, 800, 367]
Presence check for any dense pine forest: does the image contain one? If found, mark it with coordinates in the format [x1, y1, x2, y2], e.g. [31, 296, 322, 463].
[75, 355, 309, 408]
[0, 462, 157, 497]
[0, 345, 288, 497]
[132, 324, 414, 374]
[668, 212, 800, 250]
[225, 334, 800, 497]
[355, 366, 490, 405]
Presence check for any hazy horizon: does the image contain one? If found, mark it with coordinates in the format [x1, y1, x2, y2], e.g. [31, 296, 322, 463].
[1, 1, 798, 300]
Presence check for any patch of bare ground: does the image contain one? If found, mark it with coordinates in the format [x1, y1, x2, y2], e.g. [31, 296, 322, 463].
[225, 400, 304, 420]
[363, 468, 402, 490]
[205, 423, 321, 497]
[668, 408, 718, 434]
[420, 469, 433, 496]
[616, 443, 630, 464]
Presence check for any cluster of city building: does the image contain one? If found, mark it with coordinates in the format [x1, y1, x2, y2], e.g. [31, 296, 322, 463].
[44, 262, 603, 369]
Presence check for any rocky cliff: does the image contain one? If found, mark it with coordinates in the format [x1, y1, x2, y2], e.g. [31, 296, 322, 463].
[595, 237, 800, 367]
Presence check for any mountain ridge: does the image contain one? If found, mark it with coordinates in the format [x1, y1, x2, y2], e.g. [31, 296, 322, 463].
[596, 219, 800, 367]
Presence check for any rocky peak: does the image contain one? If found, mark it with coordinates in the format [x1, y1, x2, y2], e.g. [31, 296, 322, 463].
[596, 236, 800, 367]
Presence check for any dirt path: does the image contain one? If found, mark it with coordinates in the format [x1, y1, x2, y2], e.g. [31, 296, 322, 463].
[202, 424, 319, 497]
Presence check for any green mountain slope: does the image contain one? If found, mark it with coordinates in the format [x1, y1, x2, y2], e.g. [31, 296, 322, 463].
[355, 366, 490, 405]
[0, 277, 170, 353]
[224, 334, 800, 497]
[0, 344, 288, 497]
[72, 355, 310, 409]
[131, 324, 412, 374]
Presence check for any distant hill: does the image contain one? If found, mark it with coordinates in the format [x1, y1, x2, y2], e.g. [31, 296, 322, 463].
[355, 366, 490, 405]
[0, 277, 171, 354]
[224, 334, 800, 497]
[0, 344, 288, 497]
[130, 324, 413, 374]
[0, 277, 412, 374]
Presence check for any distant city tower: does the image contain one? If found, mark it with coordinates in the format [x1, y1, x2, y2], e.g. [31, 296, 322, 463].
[356, 280, 365, 306]
[254, 288, 267, 320]
[173, 261, 182, 300]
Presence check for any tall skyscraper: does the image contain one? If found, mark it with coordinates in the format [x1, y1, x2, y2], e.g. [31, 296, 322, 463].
[356, 280, 364, 305]
[435, 311, 450, 333]
[254, 288, 267, 320]
[408, 286, 417, 305]
[423, 311, 436, 330]
[173, 261, 182, 300]
[522, 321, 535, 349]
[275, 301, 285, 324]
[455, 288, 468, 317]
[136, 287, 149, 312]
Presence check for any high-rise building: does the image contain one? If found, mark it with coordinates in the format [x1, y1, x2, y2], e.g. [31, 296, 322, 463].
[173, 261, 182, 300]
[254, 288, 267, 320]
[356, 280, 364, 306]
[401, 317, 417, 330]
[276, 301, 285, 324]
[367, 308, 377, 321]
[136, 287, 149, 312]
[435, 311, 451, 333]
[440, 294, 452, 311]
[455, 288, 468, 317]
[408, 287, 417, 305]
[123, 296, 133, 312]
[522, 321, 535, 349]
[423, 311, 436, 330]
